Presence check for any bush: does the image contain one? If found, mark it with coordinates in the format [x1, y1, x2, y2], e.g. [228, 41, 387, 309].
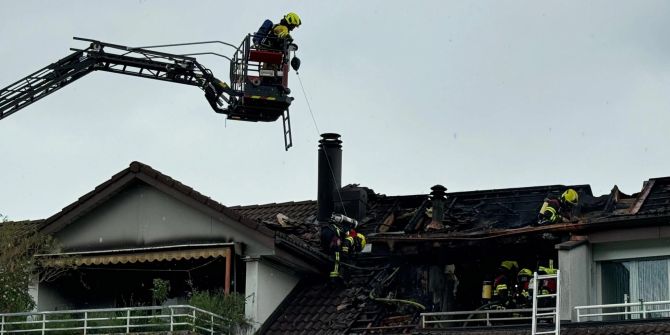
[151, 278, 170, 305]
[188, 289, 250, 330]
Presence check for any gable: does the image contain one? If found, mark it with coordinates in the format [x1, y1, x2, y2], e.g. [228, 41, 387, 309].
[53, 183, 273, 256]
[39, 162, 278, 258]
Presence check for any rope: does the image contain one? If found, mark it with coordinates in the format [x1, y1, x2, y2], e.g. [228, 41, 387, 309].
[296, 73, 348, 217]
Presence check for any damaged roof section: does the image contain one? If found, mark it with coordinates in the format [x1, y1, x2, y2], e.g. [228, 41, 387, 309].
[229, 175, 670, 251]
[236, 177, 670, 334]
[386, 184, 592, 235]
[629, 177, 670, 215]
[230, 180, 664, 248]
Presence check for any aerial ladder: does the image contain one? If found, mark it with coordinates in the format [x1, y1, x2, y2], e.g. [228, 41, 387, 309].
[0, 36, 299, 150]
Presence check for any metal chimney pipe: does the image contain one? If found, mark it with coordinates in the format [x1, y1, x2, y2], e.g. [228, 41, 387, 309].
[317, 133, 342, 223]
[429, 184, 447, 228]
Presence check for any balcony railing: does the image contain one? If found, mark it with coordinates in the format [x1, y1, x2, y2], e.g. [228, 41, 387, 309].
[420, 307, 556, 328]
[0, 305, 233, 335]
[575, 300, 670, 322]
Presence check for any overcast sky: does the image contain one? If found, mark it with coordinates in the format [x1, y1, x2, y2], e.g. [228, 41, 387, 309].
[1, 0, 669, 220]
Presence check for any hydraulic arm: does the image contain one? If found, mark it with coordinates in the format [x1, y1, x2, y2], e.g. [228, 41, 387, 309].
[0, 36, 296, 150]
[0, 37, 233, 121]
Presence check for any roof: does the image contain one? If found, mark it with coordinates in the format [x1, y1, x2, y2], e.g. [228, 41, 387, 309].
[230, 200, 318, 225]
[629, 177, 670, 215]
[251, 178, 670, 334]
[260, 264, 392, 335]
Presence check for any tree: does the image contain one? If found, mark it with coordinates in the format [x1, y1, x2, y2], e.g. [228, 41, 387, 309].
[0, 214, 69, 313]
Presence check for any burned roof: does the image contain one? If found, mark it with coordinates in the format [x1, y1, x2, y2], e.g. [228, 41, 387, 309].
[248, 178, 670, 334]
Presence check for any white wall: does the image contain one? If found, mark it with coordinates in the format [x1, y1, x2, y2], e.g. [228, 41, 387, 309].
[55, 184, 273, 256]
[244, 257, 299, 331]
[558, 242, 592, 321]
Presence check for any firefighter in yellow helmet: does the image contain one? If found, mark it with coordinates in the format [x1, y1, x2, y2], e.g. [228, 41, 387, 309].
[537, 189, 579, 226]
[515, 268, 533, 307]
[321, 214, 363, 280]
[255, 12, 302, 50]
[493, 261, 518, 304]
[274, 12, 301, 39]
[342, 231, 366, 255]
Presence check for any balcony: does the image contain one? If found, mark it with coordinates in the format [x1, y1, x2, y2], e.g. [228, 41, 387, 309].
[575, 300, 670, 322]
[0, 305, 235, 335]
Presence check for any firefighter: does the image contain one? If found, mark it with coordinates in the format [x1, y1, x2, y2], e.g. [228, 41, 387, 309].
[254, 12, 302, 50]
[528, 265, 558, 308]
[537, 266, 558, 295]
[342, 231, 366, 255]
[320, 214, 360, 279]
[537, 189, 579, 226]
[515, 268, 533, 307]
[493, 260, 518, 304]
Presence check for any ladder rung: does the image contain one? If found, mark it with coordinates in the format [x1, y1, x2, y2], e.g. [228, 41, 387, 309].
[537, 274, 558, 280]
[538, 294, 557, 298]
[535, 331, 557, 335]
[536, 312, 556, 317]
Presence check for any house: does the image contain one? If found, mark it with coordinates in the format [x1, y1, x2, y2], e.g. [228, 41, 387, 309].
[7, 133, 670, 334]
[29, 161, 322, 330]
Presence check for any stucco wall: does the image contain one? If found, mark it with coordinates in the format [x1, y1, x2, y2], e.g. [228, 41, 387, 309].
[54, 184, 272, 256]
[559, 242, 592, 321]
[244, 258, 299, 331]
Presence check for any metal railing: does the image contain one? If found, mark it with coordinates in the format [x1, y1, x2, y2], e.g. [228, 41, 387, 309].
[229, 34, 290, 94]
[575, 300, 670, 322]
[0, 305, 232, 335]
[421, 307, 557, 328]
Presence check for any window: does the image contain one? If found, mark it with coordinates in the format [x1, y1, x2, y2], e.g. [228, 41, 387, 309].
[601, 257, 670, 320]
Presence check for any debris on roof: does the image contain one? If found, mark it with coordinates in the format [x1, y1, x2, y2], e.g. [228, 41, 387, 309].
[231, 176, 670, 334]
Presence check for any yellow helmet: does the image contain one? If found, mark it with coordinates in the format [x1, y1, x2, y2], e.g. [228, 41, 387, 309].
[538, 266, 557, 275]
[561, 189, 579, 206]
[284, 12, 302, 27]
[518, 268, 533, 277]
[357, 233, 366, 250]
[500, 260, 519, 271]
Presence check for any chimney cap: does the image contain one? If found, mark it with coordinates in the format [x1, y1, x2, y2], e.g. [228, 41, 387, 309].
[319, 133, 342, 147]
[430, 184, 447, 198]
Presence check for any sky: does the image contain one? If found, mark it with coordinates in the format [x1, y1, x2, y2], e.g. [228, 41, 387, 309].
[1, 0, 669, 220]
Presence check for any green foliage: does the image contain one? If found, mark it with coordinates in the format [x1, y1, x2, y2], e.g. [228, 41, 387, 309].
[151, 278, 170, 305]
[0, 214, 67, 313]
[0, 267, 35, 313]
[188, 289, 250, 329]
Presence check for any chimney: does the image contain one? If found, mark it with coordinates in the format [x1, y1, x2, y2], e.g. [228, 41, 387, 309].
[334, 185, 368, 221]
[426, 184, 447, 230]
[317, 133, 342, 222]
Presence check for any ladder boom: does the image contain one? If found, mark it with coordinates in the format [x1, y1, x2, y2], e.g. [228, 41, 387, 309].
[0, 37, 230, 120]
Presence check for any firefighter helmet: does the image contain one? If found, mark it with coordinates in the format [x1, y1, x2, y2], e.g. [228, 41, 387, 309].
[561, 189, 579, 206]
[284, 12, 302, 27]
[357, 233, 366, 251]
[500, 260, 519, 271]
[518, 268, 533, 277]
